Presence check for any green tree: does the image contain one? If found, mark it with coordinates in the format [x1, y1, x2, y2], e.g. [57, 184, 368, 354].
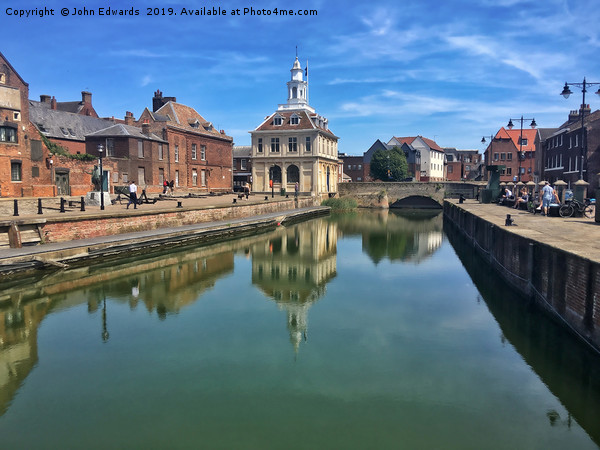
[369, 147, 408, 181]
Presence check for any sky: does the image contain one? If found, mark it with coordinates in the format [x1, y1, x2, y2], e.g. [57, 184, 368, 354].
[2, 0, 600, 155]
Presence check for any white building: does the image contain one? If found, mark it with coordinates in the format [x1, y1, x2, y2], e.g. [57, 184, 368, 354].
[251, 57, 339, 197]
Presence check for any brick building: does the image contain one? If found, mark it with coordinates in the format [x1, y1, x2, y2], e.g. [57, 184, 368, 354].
[0, 51, 51, 198]
[484, 127, 538, 183]
[138, 91, 233, 193]
[86, 122, 169, 195]
[444, 148, 483, 181]
[540, 106, 600, 193]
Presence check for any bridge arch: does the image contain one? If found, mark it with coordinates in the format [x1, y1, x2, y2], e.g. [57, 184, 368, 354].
[390, 195, 442, 209]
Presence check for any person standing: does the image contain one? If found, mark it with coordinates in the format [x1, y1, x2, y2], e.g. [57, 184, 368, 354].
[294, 182, 299, 198]
[127, 180, 138, 209]
[541, 181, 558, 216]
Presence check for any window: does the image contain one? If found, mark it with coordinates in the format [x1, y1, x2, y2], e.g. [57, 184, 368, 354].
[500, 153, 505, 160]
[520, 167, 525, 174]
[575, 134, 579, 147]
[201, 145, 206, 161]
[274, 116, 283, 126]
[0, 126, 17, 143]
[306, 137, 311, 152]
[465, 165, 470, 171]
[175, 170, 179, 187]
[520, 138, 528, 146]
[506, 167, 512, 175]
[159, 168, 165, 185]
[32, 166, 39, 178]
[201, 170, 206, 187]
[507, 153, 512, 161]
[289, 137, 297, 152]
[527, 167, 532, 173]
[67, 128, 75, 136]
[60, 127, 68, 136]
[241, 159, 247, 170]
[175, 145, 179, 162]
[448, 165, 453, 173]
[493, 153, 499, 161]
[464, 156, 471, 163]
[192, 144, 197, 160]
[271, 137, 280, 152]
[358, 164, 362, 169]
[138, 140, 144, 158]
[291, 115, 299, 125]
[106, 138, 115, 156]
[192, 169, 198, 186]
[158, 144, 163, 160]
[258, 138, 263, 153]
[122, 173, 128, 183]
[11, 161, 22, 181]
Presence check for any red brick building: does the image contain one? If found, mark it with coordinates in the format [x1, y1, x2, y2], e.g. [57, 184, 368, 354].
[137, 91, 233, 193]
[0, 51, 52, 197]
[85, 122, 169, 195]
[484, 127, 538, 183]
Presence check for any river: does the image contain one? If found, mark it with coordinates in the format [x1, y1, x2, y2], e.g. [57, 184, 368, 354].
[0, 210, 598, 449]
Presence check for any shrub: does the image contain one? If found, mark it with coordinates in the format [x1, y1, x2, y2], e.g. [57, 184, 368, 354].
[322, 197, 358, 211]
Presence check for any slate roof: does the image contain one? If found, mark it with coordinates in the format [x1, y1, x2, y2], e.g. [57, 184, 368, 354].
[29, 100, 115, 141]
[233, 145, 252, 158]
[254, 110, 338, 138]
[86, 123, 167, 142]
[557, 109, 600, 131]
[391, 136, 443, 151]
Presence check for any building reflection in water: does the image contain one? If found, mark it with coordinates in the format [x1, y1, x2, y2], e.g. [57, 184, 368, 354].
[334, 209, 443, 264]
[0, 292, 51, 416]
[251, 220, 338, 353]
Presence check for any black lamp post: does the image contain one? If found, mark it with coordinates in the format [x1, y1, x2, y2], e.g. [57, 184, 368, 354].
[507, 116, 536, 182]
[97, 144, 105, 210]
[560, 78, 600, 180]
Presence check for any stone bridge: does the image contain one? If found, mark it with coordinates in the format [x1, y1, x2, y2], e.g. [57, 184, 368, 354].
[338, 181, 483, 208]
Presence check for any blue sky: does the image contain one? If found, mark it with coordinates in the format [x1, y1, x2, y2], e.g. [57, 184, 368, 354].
[3, 0, 600, 155]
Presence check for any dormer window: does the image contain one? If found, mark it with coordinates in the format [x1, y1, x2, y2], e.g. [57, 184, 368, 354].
[274, 115, 283, 126]
[60, 127, 69, 136]
[290, 114, 300, 125]
[189, 119, 200, 129]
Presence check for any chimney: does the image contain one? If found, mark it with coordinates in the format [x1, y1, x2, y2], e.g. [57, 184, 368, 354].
[124, 111, 135, 126]
[142, 119, 151, 136]
[580, 103, 591, 117]
[51, 96, 57, 110]
[40, 95, 51, 103]
[152, 89, 163, 112]
[82, 91, 92, 104]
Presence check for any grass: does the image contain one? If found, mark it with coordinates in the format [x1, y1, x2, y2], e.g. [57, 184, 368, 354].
[321, 197, 358, 211]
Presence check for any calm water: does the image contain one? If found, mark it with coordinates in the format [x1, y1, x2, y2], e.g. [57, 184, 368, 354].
[1, 210, 599, 449]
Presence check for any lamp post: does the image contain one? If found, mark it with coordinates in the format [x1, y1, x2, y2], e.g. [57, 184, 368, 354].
[269, 164, 275, 198]
[507, 116, 536, 182]
[97, 144, 105, 210]
[560, 78, 600, 180]
[481, 135, 494, 180]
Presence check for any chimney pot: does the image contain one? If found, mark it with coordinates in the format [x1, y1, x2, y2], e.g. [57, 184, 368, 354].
[40, 95, 51, 103]
[51, 96, 57, 110]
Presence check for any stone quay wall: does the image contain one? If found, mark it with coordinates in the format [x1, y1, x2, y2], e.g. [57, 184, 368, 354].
[40, 197, 317, 244]
[444, 201, 600, 352]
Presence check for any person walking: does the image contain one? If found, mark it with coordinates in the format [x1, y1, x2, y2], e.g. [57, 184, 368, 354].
[127, 180, 138, 209]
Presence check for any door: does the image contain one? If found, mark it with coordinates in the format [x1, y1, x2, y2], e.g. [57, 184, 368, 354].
[55, 171, 70, 196]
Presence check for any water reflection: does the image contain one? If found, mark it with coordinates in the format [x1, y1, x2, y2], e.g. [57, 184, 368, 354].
[445, 220, 600, 447]
[334, 209, 443, 264]
[251, 220, 338, 353]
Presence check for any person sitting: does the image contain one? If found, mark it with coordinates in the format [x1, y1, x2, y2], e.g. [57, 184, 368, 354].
[514, 188, 529, 209]
[498, 187, 512, 205]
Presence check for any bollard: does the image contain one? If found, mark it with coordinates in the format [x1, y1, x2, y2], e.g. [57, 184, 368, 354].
[37, 198, 43, 215]
[176, 201, 183, 208]
[13, 199, 19, 217]
[505, 214, 514, 226]
[459, 194, 465, 204]
[232, 198, 237, 204]
[80, 196, 85, 211]
[60, 197, 66, 213]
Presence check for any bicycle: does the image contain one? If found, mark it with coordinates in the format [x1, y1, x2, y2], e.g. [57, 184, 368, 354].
[558, 198, 595, 218]
[527, 194, 539, 214]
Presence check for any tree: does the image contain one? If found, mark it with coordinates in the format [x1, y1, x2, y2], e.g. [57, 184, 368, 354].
[369, 147, 408, 181]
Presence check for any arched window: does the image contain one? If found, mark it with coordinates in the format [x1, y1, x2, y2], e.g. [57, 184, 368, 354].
[287, 165, 299, 183]
[270, 165, 282, 183]
[292, 86, 297, 98]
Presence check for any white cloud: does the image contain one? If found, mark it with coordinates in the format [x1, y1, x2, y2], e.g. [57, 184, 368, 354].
[140, 75, 152, 87]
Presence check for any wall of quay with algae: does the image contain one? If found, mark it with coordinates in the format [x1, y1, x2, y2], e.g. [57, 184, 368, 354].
[444, 201, 600, 352]
[40, 197, 317, 243]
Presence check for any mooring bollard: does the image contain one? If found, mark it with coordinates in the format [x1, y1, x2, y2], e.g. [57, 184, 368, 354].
[13, 199, 19, 217]
[80, 196, 85, 212]
[232, 198, 237, 204]
[505, 214, 514, 226]
[37, 198, 43, 215]
[176, 201, 183, 208]
[60, 197, 66, 213]
[264, 196, 268, 201]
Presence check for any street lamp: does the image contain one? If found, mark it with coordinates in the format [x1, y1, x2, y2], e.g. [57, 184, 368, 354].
[507, 116, 536, 182]
[97, 144, 105, 210]
[560, 78, 600, 180]
[269, 164, 275, 198]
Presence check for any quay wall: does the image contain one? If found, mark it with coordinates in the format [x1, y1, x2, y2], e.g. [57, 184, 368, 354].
[40, 197, 317, 243]
[444, 200, 600, 352]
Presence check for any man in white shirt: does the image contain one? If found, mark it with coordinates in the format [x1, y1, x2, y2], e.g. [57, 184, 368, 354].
[127, 180, 138, 209]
